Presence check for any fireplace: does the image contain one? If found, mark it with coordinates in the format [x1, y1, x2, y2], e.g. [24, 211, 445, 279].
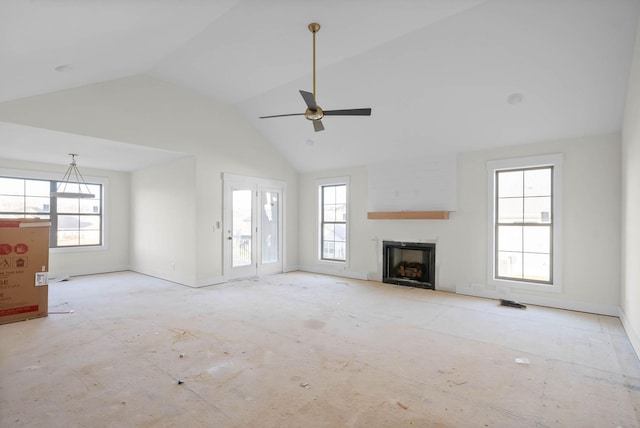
[382, 241, 435, 289]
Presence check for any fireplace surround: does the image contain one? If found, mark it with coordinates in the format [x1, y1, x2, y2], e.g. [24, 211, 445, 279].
[382, 241, 435, 289]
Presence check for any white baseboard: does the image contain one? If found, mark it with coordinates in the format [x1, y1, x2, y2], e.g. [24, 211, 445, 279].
[193, 275, 226, 288]
[49, 265, 131, 282]
[298, 265, 369, 281]
[128, 266, 195, 287]
[456, 283, 620, 317]
[619, 308, 640, 360]
[124, 267, 222, 288]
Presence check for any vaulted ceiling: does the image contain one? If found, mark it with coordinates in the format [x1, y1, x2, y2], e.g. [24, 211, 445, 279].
[1, 0, 639, 172]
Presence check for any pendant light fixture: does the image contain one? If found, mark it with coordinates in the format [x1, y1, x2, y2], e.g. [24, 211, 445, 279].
[51, 153, 95, 199]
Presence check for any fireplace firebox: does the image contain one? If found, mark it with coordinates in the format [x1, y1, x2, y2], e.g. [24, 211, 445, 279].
[383, 241, 435, 289]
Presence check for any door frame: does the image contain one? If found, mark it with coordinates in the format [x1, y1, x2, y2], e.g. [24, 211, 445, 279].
[222, 173, 285, 280]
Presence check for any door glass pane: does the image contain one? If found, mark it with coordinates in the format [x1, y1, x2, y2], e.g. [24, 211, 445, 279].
[261, 191, 279, 264]
[232, 189, 252, 267]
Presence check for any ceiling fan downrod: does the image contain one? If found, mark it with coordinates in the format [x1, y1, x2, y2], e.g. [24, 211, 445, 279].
[309, 22, 320, 101]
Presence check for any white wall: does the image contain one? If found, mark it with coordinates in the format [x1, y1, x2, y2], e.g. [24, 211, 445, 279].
[299, 133, 622, 315]
[621, 17, 640, 356]
[0, 75, 299, 286]
[456, 134, 621, 314]
[298, 167, 371, 280]
[130, 157, 197, 285]
[0, 158, 130, 278]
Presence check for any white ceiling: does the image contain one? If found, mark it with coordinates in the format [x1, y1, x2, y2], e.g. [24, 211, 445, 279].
[1, 0, 639, 172]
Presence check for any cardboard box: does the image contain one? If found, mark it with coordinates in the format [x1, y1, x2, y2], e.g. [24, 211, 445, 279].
[0, 219, 50, 325]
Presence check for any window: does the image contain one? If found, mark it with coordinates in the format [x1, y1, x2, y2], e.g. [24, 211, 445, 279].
[487, 154, 562, 291]
[0, 176, 103, 248]
[319, 178, 348, 262]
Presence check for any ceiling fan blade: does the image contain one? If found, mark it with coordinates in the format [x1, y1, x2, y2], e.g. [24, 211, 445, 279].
[323, 108, 372, 116]
[313, 120, 325, 132]
[259, 113, 305, 119]
[300, 90, 318, 110]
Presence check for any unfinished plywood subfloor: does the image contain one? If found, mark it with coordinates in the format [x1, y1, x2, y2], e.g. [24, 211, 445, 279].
[1, 271, 639, 427]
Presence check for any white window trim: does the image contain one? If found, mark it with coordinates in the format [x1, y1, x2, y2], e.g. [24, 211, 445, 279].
[0, 167, 109, 253]
[317, 176, 350, 267]
[486, 154, 563, 293]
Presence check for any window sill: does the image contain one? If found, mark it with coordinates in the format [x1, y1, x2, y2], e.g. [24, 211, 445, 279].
[51, 245, 107, 254]
[317, 258, 349, 269]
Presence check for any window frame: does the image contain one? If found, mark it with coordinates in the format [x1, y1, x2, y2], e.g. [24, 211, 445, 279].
[487, 154, 563, 293]
[0, 168, 107, 252]
[317, 176, 350, 265]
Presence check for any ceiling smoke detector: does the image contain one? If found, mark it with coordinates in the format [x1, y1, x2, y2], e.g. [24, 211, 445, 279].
[54, 64, 73, 72]
[507, 93, 524, 105]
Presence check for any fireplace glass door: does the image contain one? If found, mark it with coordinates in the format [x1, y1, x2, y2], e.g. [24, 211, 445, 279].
[383, 241, 435, 289]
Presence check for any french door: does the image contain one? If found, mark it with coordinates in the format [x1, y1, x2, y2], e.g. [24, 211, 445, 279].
[223, 174, 284, 279]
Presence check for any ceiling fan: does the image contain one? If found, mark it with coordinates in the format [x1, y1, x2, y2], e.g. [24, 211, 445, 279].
[259, 22, 372, 132]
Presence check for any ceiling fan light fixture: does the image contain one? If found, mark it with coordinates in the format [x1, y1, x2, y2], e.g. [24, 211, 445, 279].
[305, 106, 323, 121]
[51, 153, 96, 199]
